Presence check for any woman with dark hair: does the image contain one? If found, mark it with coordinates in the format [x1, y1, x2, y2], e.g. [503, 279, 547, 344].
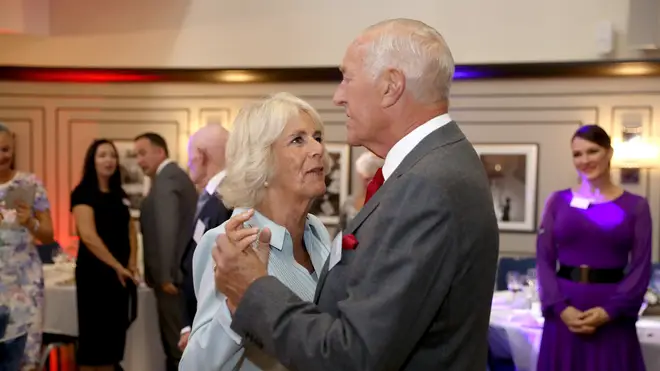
[71, 139, 139, 371]
[536, 125, 651, 370]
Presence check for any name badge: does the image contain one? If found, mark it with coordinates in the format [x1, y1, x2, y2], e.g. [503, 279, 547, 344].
[570, 196, 590, 209]
[328, 232, 343, 271]
[193, 220, 205, 244]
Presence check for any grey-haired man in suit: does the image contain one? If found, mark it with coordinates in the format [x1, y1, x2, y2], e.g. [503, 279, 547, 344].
[212, 18, 499, 371]
[135, 132, 197, 371]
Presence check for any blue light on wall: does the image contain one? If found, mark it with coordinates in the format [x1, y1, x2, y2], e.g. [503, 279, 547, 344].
[453, 67, 488, 79]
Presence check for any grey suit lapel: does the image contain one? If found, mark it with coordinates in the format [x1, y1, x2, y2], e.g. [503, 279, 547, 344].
[347, 122, 464, 234]
[314, 258, 330, 303]
[344, 181, 386, 234]
[314, 122, 466, 303]
[313, 172, 390, 302]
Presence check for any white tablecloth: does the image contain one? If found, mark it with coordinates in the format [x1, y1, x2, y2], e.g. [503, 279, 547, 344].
[489, 291, 660, 371]
[44, 283, 166, 371]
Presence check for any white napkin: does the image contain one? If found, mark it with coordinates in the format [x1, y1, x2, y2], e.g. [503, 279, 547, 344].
[508, 310, 544, 328]
[43, 262, 76, 286]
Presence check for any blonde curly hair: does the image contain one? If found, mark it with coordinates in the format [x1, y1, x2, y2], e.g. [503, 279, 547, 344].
[219, 92, 329, 208]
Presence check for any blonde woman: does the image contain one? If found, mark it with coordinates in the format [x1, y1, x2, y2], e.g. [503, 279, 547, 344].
[180, 93, 332, 370]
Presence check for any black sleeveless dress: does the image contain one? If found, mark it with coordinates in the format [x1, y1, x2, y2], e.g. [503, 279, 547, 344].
[70, 186, 132, 365]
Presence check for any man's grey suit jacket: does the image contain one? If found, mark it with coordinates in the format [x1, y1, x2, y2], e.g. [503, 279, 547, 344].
[140, 161, 198, 287]
[231, 122, 500, 371]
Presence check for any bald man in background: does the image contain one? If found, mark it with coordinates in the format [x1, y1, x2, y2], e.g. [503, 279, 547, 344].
[177, 124, 232, 350]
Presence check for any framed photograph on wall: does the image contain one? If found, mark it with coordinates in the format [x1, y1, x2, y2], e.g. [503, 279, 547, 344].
[474, 143, 539, 232]
[113, 140, 151, 218]
[309, 143, 351, 225]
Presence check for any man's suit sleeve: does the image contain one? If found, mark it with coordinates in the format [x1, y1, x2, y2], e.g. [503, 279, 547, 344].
[214, 197, 233, 229]
[231, 174, 458, 371]
[153, 176, 181, 285]
[181, 275, 195, 329]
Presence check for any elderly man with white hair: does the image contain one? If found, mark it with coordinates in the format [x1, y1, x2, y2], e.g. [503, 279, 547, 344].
[211, 18, 499, 371]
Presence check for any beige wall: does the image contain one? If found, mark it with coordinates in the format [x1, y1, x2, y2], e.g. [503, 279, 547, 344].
[1, 77, 660, 259]
[0, 0, 657, 67]
[0, 0, 49, 35]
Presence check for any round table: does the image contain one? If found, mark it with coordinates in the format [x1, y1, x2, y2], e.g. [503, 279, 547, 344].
[489, 291, 660, 371]
[44, 283, 166, 371]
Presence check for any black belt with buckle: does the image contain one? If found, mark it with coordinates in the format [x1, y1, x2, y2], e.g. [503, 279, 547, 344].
[556, 264, 625, 284]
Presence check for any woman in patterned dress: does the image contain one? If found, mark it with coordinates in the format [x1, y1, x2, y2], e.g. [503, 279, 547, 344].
[0, 124, 55, 371]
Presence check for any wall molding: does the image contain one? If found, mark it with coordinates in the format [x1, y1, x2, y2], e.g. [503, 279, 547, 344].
[0, 79, 659, 259]
[2, 60, 660, 83]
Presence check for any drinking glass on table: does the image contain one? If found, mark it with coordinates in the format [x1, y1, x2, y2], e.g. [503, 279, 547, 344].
[526, 268, 538, 293]
[650, 269, 660, 293]
[506, 271, 523, 294]
[526, 268, 537, 282]
[52, 245, 76, 265]
[51, 245, 67, 264]
[520, 269, 537, 304]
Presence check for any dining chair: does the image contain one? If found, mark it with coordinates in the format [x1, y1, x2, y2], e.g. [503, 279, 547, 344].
[40, 333, 77, 371]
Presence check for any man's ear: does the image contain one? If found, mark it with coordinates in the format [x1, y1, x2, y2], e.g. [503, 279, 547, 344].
[381, 68, 405, 108]
[198, 148, 209, 166]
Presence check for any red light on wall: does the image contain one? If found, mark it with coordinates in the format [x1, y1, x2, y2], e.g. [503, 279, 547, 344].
[15, 70, 161, 83]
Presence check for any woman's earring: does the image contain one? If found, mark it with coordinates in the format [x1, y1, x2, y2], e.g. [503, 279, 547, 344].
[264, 181, 269, 188]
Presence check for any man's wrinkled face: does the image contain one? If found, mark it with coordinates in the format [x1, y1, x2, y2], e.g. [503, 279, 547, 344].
[332, 38, 388, 148]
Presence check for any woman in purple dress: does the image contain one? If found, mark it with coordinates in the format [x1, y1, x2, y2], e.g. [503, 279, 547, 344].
[537, 125, 652, 371]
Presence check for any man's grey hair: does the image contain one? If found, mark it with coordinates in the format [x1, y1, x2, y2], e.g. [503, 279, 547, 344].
[361, 18, 455, 104]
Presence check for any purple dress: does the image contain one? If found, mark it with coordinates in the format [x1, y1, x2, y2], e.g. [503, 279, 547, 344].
[536, 189, 652, 371]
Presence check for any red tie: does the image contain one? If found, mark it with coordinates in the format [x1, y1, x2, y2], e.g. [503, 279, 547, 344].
[364, 167, 384, 204]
